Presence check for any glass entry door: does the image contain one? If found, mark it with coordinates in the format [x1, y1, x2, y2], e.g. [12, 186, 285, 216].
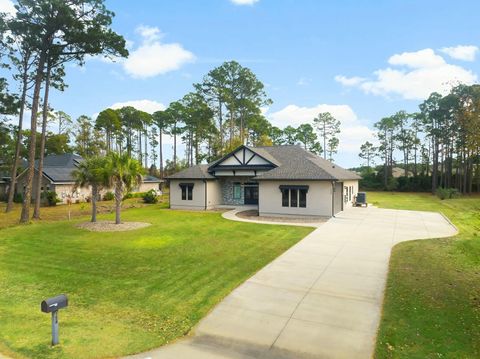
[244, 183, 259, 205]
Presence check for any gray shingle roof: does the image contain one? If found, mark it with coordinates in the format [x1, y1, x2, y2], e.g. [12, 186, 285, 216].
[143, 175, 163, 183]
[254, 146, 360, 181]
[167, 145, 360, 181]
[166, 164, 215, 180]
[35, 154, 83, 182]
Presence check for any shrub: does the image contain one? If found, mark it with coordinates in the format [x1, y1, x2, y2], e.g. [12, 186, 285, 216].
[436, 187, 460, 200]
[386, 177, 398, 191]
[42, 191, 60, 206]
[103, 191, 114, 201]
[142, 189, 158, 204]
[130, 191, 147, 198]
[123, 192, 133, 200]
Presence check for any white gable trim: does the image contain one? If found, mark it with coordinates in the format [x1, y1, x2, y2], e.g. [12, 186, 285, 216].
[215, 147, 272, 167]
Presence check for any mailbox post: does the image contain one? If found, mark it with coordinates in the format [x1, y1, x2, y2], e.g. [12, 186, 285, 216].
[41, 294, 68, 346]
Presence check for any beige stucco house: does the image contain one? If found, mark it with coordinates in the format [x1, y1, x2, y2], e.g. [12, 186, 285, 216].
[14, 154, 163, 204]
[167, 145, 360, 217]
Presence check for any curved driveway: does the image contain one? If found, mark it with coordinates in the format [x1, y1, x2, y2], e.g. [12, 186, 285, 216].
[127, 206, 457, 359]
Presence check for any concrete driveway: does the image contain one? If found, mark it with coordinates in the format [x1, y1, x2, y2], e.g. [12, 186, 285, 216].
[127, 206, 457, 359]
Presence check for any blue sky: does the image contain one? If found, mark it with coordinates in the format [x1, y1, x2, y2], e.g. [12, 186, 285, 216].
[2, 0, 480, 168]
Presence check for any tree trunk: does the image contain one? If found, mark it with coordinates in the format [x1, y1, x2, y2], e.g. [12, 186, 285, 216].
[173, 122, 177, 168]
[159, 128, 163, 178]
[432, 140, 438, 193]
[33, 61, 52, 219]
[218, 100, 223, 150]
[115, 179, 123, 224]
[6, 65, 29, 213]
[190, 131, 194, 167]
[413, 143, 418, 177]
[20, 51, 47, 223]
[323, 122, 327, 160]
[91, 184, 97, 223]
[195, 135, 200, 165]
[144, 127, 148, 168]
[229, 110, 234, 147]
[138, 129, 142, 163]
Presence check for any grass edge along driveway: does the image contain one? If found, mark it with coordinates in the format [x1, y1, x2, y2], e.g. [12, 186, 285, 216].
[0, 205, 313, 359]
[371, 192, 480, 359]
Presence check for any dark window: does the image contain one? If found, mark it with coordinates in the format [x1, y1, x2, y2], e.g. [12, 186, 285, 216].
[290, 189, 298, 207]
[282, 189, 289, 207]
[180, 184, 194, 201]
[299, 189, 307, 208]
[279, 185, 309, 208]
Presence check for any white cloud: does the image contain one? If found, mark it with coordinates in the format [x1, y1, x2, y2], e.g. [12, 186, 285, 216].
[334, 75, 365, 86]
[339, 125, 376, 153]
[388, 48, 445, 68]
[123, 25, 195, 79]
[267, 103, 374, 154]
[0, 0, 15, 16]
[135, 25, 162, 42]
[269, 104, 358, 128]
[230, 0, 259, 5]
[108, 99, 166, 114]
[296, 77, 310, 86]
[336, 48, 477, 100]
[440, 45, 479, 61]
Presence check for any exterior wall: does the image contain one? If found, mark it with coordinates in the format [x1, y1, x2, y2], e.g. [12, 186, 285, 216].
[206, 181, 222, 209]
[136, 182, 161, 193]
[334, 182, 343, 215]
[54, 183, 91, 204]
[258, 180, 333, 217]
[342, 180, 359, 208]
[13, 169, 163, 205]
[16, 169, 56, 203]
[169, 179, 206, 210]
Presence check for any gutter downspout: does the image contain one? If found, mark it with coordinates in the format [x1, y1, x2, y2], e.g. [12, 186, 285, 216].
[168, 180, 171, 209]
[203, 179, 207, 210]
[331, 181, 335, 218]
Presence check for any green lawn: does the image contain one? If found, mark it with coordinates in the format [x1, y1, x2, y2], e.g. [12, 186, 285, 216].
[0, 205, 312, 359]
[370, 192, 480, 359]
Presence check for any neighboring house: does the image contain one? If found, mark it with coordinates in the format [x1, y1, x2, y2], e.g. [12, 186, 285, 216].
[14, 154, 163, 204]
[392, 167, 413, 178]
[0, 174, 10, 199]
[167, 145, 360, 217]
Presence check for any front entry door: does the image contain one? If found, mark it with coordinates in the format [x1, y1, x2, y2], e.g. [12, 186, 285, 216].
[244, 185, 259, 205]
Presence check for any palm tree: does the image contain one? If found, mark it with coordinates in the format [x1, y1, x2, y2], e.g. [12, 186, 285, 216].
[72, 156, 109, 223]
[105, 152, 144, 224]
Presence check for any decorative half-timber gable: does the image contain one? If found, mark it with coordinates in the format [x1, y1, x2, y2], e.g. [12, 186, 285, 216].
[208, 145, 277, 177]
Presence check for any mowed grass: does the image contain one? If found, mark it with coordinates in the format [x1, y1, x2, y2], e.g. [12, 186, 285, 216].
[370, 192, 480, 359]
[0, 194, 169, 230]
[0, 206, 312, 359]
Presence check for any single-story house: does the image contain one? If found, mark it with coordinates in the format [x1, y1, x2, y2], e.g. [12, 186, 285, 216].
[167, 145, 360, 217]
[14, 154, 163, 204]
[0, 174, 10, 199]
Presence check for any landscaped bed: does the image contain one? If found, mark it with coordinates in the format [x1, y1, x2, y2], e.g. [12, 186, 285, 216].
[371, 192, 480, 359]
[0, 205, 312, 359]
[236, 209, 326, 224]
